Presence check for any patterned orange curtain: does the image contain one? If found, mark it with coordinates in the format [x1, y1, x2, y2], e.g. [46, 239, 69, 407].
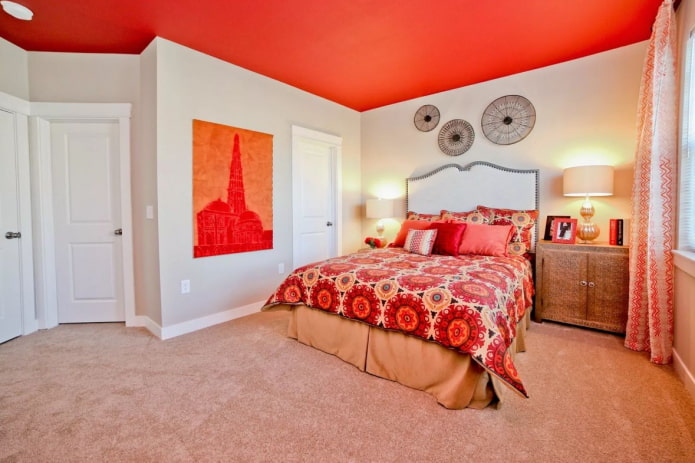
[626, 0, 678, 364]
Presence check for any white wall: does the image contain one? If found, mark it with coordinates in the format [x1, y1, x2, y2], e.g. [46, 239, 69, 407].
[0, 37, 29, 99]
[151, 38, 361, 328]
[360, 43, 646, 243]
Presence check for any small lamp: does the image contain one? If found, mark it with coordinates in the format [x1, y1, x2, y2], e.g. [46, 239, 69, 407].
[366, 198, 395, 239]
[563, 165, 614, 242]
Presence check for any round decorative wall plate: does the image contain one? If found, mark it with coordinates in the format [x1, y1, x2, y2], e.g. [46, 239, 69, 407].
[481, 95, 536, 145]
[413, 104, 440, 132]
[437, 119, 474, 156]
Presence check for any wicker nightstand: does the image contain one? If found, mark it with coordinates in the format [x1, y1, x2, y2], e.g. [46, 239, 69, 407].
[534, 241, 629, 334]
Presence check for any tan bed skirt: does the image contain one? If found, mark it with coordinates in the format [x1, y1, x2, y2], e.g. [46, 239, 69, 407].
[276, 304, 529, 409]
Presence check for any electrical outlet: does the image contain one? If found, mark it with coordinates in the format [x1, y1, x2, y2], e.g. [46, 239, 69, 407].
[278, 263, 285, 274]
[181, 279, 190, 294]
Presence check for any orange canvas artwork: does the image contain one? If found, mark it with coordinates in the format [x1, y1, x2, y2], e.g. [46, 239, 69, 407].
[193, 119, 273, 257]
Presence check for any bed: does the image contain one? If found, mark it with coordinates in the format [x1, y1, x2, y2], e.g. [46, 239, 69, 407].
[263, 161, 539, 409]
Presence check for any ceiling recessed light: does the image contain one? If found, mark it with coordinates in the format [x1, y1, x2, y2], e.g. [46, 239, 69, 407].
[1, 1, 33, 21]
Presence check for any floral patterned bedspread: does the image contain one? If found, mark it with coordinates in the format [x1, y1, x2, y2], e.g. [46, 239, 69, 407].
[263, 248, 534, 397]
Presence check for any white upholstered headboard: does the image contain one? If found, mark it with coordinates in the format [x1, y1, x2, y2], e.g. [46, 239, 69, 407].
[406, 161, 540, 248]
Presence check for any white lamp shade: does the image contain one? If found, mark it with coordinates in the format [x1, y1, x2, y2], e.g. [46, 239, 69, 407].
[366, 198, 395, 219]
[563, 165, 614, 197]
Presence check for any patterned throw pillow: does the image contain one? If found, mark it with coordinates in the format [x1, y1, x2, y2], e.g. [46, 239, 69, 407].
[404, 229, 438, 256]
[428, 222, 467, 256]
[406, 211, 441, 222]
[440, 209, 490, 225]
[476, 205, 539, 256]
[391, 219, 438, 247]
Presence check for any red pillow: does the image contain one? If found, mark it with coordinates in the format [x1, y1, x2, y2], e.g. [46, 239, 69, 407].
[392, 219, 441, 247]
[429, 222, 467, 256]
[458, 223, 514, 257]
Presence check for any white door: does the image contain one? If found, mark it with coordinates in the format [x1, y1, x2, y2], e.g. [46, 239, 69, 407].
[51, 121, 125, 323]
[292, 128, 341, 269]
[0, 109, 23, 343]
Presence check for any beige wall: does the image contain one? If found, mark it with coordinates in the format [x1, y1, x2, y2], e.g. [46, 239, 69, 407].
[26, 50, 156, 322]
[20, 38, 362, 331]
[151, 38, 361, 327]
[675, 0, 695, 399]
[360, 43, 645, 244]
[674, 259, 695, 399]
[0, 37, 29, 99]
[28, 52, 139, 103]
[135, 41, 163, 325]
[4, 24, 692, 384]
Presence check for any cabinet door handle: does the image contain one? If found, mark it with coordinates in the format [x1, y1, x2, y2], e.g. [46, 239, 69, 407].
[580, 280, 587, 286]
[588, 282, 595, 287]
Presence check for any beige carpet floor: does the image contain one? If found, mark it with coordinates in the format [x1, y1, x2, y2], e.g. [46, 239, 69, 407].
[1, 310, 694, 462]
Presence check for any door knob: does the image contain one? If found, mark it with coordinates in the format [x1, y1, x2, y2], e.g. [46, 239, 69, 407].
[326, 221, 333, 227]
[114, 228, 123, 236]
[5, 231, 21, 239]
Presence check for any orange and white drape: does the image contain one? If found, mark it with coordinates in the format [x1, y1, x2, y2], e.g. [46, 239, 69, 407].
[626, 0, 678, 364]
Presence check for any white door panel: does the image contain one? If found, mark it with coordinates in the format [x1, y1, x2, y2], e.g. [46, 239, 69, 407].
[70, 243, 117, 299]
[52, 122, 124, 323]
[293, 134, 337, 269]
[0, 109, 23, 343]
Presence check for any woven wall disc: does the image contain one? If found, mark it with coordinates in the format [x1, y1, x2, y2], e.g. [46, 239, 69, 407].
[414, 104, 440, 132]
[481, 95, 536, 145]
[437, 119, 474, 156]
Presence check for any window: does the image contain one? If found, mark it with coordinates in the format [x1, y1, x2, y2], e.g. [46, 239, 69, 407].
[679, 29, 695, 251]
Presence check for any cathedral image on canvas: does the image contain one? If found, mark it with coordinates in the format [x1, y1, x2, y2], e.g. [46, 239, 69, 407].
[194, 132, 273, 257]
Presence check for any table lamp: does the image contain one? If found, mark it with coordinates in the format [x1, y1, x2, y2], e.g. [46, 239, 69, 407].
[563, 165, 614, 242]
[366, 198, 395, 239]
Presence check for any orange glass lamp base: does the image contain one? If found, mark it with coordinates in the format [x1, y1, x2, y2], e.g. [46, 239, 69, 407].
[375, 220, 385, 240]
[577, 222, 600, 242]
[577, 196, 600, 242]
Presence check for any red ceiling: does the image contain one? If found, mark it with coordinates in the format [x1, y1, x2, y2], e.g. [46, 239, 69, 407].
[0, 0, 663, 111]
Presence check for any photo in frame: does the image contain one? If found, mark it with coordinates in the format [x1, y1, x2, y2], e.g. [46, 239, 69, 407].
[551, 218, 578, 244]
[543, 215, 570, 241]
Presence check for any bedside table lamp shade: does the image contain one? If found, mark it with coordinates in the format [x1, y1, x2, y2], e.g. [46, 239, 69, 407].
[366, 199, 394, 239]
[563, 165, 614, 242]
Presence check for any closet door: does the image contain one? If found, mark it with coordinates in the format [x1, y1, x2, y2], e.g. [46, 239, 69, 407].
[51, 121, 125, 323]
[0, 109, 23, 343]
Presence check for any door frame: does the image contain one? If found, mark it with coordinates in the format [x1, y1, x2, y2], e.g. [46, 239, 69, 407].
[29, 102, 135, 328]
[291, 125, 342, 269]
[0, 91, 37, 336]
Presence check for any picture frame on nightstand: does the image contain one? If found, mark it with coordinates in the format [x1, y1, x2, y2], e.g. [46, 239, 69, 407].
[551, 218, 577, 244]
[543, 215, 570, 241]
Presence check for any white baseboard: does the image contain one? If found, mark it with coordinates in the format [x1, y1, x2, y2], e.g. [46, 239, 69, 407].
[128, 315, 163, 338]
[130, 300, 264, 340]
[673, 347, 695, 401]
